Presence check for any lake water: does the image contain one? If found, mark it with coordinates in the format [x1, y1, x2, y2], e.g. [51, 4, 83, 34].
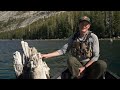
[0, 39, 120, 79]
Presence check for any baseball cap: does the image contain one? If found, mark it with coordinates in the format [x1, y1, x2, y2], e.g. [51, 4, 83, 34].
[79, 16, 91, 23]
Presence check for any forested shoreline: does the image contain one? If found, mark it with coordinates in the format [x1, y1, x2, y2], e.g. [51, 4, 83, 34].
[0, 11, 120, 40]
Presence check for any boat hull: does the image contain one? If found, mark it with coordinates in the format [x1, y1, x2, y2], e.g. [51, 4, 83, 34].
[51, 68, 120, 79]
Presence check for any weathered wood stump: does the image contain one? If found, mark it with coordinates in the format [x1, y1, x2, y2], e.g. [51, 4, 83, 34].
[13, 41, 50, 79]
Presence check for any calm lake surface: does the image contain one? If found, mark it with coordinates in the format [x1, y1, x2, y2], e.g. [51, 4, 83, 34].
[0, 39, 120, 79]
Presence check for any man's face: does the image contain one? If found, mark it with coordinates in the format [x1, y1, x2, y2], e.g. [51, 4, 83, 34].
[79, 21, 90, 33]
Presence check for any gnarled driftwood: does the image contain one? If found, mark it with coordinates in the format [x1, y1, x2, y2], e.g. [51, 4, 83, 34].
[13, 41, 50, 79]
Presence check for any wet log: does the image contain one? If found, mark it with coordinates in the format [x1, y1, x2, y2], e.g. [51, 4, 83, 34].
[13, 41, 50, 79]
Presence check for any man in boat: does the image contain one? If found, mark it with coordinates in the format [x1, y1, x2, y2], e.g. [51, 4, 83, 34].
[41, 16, 107, 79]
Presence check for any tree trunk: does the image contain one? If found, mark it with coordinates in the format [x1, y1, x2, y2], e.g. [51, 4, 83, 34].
[13, 41, 50, 79]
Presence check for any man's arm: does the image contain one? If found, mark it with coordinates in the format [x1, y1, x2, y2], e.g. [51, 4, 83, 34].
[42, 35, 73, 59]
[41, 51, 61, 59]
[79, 60, 95, 73]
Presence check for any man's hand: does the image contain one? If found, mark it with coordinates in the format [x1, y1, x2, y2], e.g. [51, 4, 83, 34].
[78, 66, 85, 76]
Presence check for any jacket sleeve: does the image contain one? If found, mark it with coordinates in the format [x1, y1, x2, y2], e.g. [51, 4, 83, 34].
[90, 33, 100, 61]
[57, 35, 73, 55]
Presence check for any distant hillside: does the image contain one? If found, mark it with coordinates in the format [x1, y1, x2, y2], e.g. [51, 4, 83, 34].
[0, 11, 65, 32]
[0, 11, 119, 39]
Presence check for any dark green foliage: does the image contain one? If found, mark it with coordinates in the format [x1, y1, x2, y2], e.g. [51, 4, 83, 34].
[0, 11, 120, 39]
